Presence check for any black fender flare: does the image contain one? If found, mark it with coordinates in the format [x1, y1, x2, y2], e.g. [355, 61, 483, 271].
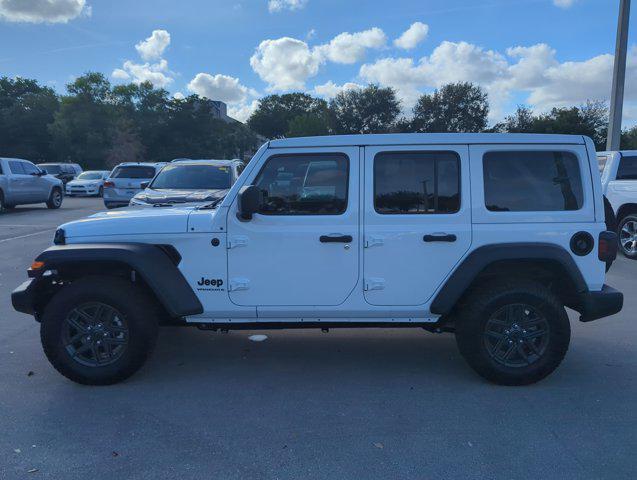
[430, 243, 589, 315]
[34, 243, 203, 317]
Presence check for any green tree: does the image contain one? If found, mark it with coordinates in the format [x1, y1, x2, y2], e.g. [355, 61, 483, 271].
[248, 93, 328, 138]
[287, 113, 330, 137]
[329, 84, 401, 134]
[410, 82, 489, 133]
[48, 73, 116, 168]
[622, 126, 637, 150]
[0, 77, 59, 161]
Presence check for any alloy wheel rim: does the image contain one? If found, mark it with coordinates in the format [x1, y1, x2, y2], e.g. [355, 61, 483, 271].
[53, 191, 62, 206]
[620, 220, 637, 254]
[483, 303, 550, 368]
[62, 302, 129, 367]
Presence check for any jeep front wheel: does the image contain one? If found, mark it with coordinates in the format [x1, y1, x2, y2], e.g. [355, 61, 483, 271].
[455, 279, 570, 386]
[40, 276, 159, 385]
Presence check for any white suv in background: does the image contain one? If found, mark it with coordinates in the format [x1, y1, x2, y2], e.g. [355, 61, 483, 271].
[598, 150, 637, 258]
[102, 162, 166, 209]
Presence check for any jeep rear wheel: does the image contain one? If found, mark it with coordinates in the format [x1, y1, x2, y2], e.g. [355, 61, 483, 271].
[41, 276, 159, 385]
[455, 279, 570, 386]
[618, 215, 637, 259]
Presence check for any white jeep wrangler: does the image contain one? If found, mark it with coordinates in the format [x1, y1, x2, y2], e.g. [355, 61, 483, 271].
[12, 134, 623, 386]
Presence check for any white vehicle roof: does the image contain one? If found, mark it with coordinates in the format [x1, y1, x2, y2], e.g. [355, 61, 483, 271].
[269, 133, 588, 148]
[169, 159, 240, 166]
[115, 162, 166, 167]
[597, 150, 637, 156]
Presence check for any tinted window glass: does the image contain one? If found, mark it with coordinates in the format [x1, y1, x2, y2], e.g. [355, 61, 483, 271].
[9, 161, 25, 174]
[77, 172, 103, 180]
[40, 164, 61, 174]
[254, 154, 348, 215]
[483, 151, 583, 212]
[22, 162, 40, 175]
[111, 166, 157, 179]
[374, 151, 460, 214]
[150, 164, 231, 189]
[616, 156, 637, 180]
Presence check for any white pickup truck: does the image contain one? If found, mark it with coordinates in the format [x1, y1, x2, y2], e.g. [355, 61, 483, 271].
[598, 150, 637, 259]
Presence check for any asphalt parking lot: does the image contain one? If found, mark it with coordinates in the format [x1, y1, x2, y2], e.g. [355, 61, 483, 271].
[1, 197, 635, 479]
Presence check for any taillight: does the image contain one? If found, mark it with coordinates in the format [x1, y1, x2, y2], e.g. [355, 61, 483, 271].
[104, 181, 114, 188]
[599, 231, 618, 263]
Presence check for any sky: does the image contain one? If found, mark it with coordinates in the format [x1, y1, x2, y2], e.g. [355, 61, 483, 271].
[0, 0, 636, 126]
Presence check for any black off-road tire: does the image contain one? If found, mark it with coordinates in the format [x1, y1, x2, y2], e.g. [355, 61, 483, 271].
[40, 276, 159, 385]
[455, 279, 571, 386]
[618, 214, 637, 260]
[46, 187, 63, 209]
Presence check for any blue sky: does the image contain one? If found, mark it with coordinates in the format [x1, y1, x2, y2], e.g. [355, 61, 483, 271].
[1, 0, 635, 125]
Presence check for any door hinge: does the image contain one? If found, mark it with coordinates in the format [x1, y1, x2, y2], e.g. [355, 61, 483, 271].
[364, 278, 385, 291]
[227, 235, 249, 249]
[229, 278, 250, 292]
[364, 235, 384, 248]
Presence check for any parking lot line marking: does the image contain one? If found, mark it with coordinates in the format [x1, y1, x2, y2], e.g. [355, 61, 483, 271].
[0, 224, 55, 228]
[0, 230, 52, 243]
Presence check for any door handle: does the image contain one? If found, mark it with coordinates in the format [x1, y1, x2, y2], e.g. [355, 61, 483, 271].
[320, 235, 353, 243]
[423, 233, 457, 243]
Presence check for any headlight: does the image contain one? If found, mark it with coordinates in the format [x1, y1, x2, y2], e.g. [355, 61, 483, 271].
[129, 197, 147, 206]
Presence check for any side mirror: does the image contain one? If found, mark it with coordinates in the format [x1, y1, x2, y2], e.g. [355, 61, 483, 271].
[237, 185, 262, 221]
[140, 181, 150, 189]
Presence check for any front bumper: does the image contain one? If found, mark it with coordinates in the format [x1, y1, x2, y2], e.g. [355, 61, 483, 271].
[578, 285, 623, 322]
[11, 279, 38, 316]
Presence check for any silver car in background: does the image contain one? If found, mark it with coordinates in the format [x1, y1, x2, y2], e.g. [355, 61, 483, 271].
[129, 159, 244, 206]
[65, 170, 111, 197]
[103, 162, 166, 209]
[0, 157, 64, 212]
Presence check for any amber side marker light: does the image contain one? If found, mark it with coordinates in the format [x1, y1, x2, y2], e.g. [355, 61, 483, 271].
[28, 261, 46, 278]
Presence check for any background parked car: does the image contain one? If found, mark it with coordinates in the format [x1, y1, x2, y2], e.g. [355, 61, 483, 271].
[0, 157, 64, 212]
[37, 163, 77, 184]
[65, 170, 110, 197]
[130, 159, 244, 206]
[598, 150, 637, 259]
[69, 163, 83, 176]
[103, 162, 166, 209]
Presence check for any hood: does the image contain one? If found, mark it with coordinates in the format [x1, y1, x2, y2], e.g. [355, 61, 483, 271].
[61, 205, 204, 238]
[133, 188, 228, 204]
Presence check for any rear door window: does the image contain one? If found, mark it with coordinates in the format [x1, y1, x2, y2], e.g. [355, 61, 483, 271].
[483, 151, 583, 212]
[111, 166, 157, 179]
[616, 156, 637, 180]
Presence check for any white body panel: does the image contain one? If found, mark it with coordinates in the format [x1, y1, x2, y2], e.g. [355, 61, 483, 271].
[598, 150, 637, 216]
[59, 134, 609, 324]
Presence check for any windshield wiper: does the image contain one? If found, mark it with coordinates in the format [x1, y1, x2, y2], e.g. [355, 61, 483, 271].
[198, 196, 226, 210]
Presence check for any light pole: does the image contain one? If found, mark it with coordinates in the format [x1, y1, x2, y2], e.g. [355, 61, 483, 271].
[607, 0, 631, 151]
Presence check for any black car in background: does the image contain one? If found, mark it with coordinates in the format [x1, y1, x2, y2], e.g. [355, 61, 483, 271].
[38, 163, 79, 184]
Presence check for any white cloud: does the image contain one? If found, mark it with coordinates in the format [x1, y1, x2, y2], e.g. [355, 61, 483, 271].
[359, 39, 637, 122]
[250, 28, 386, 91]
[0, 0, 89, 23]
[553, 0, 576, 8]
[187, 73, 250, 104]
[268, 0, 306, 13]
[115, 59, 173, 88]
[317, 27, 386, 64]
[250, 37, 322, 91]
[112, 30, 175, 88]
[135, 29, 171, 61]
[228, 99, 260, 123]
[173, 92, 185, 100]
[313, 81, 362, 99]
[394, 22, 429, 50]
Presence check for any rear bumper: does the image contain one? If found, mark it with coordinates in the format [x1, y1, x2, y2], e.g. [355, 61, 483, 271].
[11, 279, 37, 316]
[578, 285, 623, 322]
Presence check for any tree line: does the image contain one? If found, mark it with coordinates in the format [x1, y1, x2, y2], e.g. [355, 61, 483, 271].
[1, 74, 636, 170]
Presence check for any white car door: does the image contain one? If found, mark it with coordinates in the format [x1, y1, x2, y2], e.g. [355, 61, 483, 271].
[363, 145, 472, 306]
[226, 147, 360, 308]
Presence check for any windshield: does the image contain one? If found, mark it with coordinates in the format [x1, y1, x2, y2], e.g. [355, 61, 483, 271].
[41, 164, 61, 174]
[77, 172, 103, 180]
[111, 165, 157, 179]
[150, 164, 232, 190]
